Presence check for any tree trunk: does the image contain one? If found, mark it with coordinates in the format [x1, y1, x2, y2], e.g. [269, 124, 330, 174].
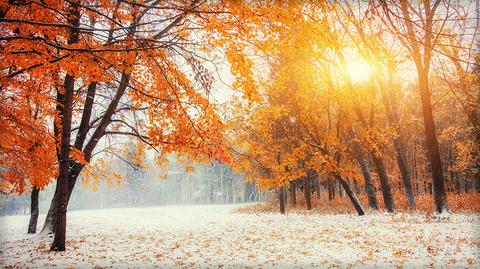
[338, 179, 343, 198]
[290, 181, 296, 206]
[303, 176, 312, 210]
[28, 187, 40, 234]
[328, 180, 335, 200]
[392, 136, 416, 209]
[48, 0, 80, 251]
[377, 78, 416, 209]
[357, 150, 378, 210]
[41, 163, 82, 235]
[412, 143, 419, 196]
[336, 175, 365, 216]
[50, 73, 75, 251]
[418, 73, 448, 212]
[371, 154, 395, 212]
[244, 182, 254, 202]
[315, 178, 321, 198]
[475, 161, 480, 192]
[278, 186, 286, 214]
[350, 130, 378, 210]
[464, 175, 470, 193]
[353, 179, 361, 193]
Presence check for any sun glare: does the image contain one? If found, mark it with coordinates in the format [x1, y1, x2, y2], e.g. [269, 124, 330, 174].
[347, 61, 371, 83]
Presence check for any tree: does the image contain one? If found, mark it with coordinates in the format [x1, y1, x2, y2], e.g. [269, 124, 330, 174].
[1, 0, 275, 250]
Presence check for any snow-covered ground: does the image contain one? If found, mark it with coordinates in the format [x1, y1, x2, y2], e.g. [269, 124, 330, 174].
[0, 204, 479, 268]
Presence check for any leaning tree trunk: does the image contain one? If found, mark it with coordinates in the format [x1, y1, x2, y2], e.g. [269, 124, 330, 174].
[371, 154, 395, 212]
[278, 186, 286, 214]
[392, 136, 416, 209]
[27, 187, 40, 234]
[349, 127, 379, 210]
[335, 175, 365, 216]
[355, 149, 378, 209]
[349, 113, 394, 212]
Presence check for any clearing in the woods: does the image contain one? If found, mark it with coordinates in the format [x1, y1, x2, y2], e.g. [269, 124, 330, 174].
[0, 204, 478, 268]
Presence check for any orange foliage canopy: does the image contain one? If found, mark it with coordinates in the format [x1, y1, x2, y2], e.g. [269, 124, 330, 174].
[0, 83, 57, 193]
[0, 0, 296, 193]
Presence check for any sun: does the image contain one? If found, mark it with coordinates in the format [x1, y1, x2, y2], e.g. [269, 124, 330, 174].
[347, 61, 371, 83]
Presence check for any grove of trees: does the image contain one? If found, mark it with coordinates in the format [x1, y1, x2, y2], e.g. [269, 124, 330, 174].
[228, 0, 479, 214]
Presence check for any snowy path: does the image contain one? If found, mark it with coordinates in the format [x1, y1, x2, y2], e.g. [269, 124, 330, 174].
[0, 204, 479, 268]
